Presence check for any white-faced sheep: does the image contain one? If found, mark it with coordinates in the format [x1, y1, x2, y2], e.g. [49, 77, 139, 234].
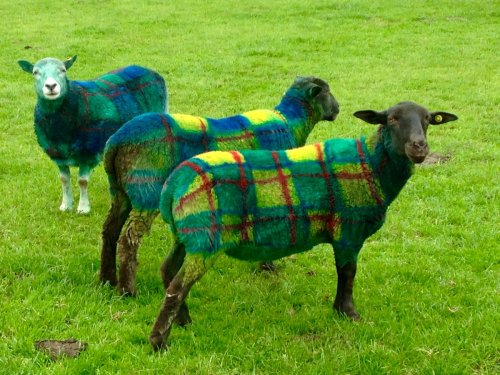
[18, 56, 167, 213]
[148, 101, 458, 350]
[100, 76, 339, 296]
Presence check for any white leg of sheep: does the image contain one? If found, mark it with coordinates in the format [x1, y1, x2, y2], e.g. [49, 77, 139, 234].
[59, 166, 73, 211]
[77, 166, 91, 214]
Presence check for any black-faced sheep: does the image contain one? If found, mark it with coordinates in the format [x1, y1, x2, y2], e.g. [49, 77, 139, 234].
[148, 101, 458, 350]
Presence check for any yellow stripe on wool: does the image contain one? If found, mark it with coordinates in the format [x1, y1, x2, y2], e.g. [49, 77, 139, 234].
[171, 114, 207, 132]
[242, 110, 280, 125]
[196, 151, 245, 166]
[285, 143, 321, 162]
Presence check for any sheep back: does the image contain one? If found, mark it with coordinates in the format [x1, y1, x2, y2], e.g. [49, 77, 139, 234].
[35, 65, 166, 168]
[104, 109, 296, 211]
[161, 137, 389, 264]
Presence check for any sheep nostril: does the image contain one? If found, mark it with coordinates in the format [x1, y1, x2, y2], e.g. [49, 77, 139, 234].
[45, 83, 57, 91]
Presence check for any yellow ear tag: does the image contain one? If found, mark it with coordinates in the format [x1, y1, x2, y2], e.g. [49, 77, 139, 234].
[434, 114, 443, 123]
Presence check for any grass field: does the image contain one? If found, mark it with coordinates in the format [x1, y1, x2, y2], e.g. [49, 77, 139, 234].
[1, 0, 499, 373]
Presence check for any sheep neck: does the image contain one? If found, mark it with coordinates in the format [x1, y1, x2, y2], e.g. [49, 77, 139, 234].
[36, 96, 65, 115]
[274, 94, 319, 147]
[365, 126, 415, 205]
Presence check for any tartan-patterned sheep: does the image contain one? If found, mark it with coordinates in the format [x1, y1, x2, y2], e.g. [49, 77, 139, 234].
[149, 101, 458, 350]
[100, 76, 339, 295]
[18, 56, 167, 213]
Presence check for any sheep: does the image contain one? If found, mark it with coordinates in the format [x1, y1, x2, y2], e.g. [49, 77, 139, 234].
[18, 56, 167, 214]
[148, 101, 458, 350]
[100, 76, 340, 296]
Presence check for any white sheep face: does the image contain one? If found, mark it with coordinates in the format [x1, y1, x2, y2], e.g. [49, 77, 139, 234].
[18, 56, 77, 102]
[33, 59, 68, 100]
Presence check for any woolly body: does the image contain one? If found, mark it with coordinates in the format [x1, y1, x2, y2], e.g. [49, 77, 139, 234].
[149, 101, 458, 351]
[105, 78, 337, 211]
[161, 129, 411, 266]
[35, 65, 167, 169]
[19, 56, 167, 213]
[100, 76, 339, 294]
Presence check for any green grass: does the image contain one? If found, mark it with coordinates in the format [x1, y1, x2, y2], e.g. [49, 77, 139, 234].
[1, 0, 499, 373]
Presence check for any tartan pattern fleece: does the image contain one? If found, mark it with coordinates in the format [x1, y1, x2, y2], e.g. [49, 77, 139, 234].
[104, 79, 334, 211]
[161, 129, 414, 266]
[35, 65, 166, 168]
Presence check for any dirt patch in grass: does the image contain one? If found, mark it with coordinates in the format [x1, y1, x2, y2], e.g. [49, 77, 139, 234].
[35, 338, 87, 361]
[420, 152, 452, 166]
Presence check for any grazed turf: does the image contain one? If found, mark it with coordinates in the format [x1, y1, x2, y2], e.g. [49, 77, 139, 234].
[0, 0, 498, 373]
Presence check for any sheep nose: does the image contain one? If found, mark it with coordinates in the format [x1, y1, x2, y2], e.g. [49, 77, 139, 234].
[412, 140, 428, 151]
[45, 83, 57, 91]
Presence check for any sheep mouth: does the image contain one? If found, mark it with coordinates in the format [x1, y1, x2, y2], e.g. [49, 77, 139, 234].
[44, 92, 60, 100]
[407, 153, 428, 164]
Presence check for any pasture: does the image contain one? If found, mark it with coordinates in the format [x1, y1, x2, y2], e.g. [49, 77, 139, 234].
[0, 0, 498, 373]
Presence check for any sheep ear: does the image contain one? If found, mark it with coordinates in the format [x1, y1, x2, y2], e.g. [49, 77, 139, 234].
[64, 55, 77, 70]
[429, 111, 458, 125]
[18, 60, 34, 73]
[308, 84, 323, 98]
[353, 110, 387, 125]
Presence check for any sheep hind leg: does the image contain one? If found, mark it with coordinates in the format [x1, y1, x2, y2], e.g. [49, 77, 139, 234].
[333, 262, 360, 321]
[100, 190, 131, 287]
[149, 254, 210, 351]
[117, 209, 157, 296]
[160, 242, 191, 326]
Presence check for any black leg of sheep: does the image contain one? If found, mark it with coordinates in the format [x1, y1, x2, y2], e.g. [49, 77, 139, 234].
[160, 243, 191, 326]
[333, 262, 360, 321]
[100, 191, 131, 286]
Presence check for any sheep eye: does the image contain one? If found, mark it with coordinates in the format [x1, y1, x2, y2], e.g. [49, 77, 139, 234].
[61, 68, 67, 74]
[33, 69, 40, 77]
[388, 116, 397, 125]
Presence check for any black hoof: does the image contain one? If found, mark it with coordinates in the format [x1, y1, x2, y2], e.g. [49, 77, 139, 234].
[149, 332, 167, 351]
[259, 261, 276, 272]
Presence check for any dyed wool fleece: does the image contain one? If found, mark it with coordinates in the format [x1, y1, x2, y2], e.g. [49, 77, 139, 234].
[36, 65, 166, 168]
[162, 132, 411, 266]
[105, 74, 338, 212]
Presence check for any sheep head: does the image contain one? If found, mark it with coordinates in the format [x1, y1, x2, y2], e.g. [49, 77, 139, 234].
[18, 56, 77, 101]
[288, 76, 340, 122]
[353, 101, 458, 163]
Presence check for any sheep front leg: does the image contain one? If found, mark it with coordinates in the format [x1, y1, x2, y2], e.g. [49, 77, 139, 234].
[58, 165, 73, 211]
[149, 254, 209, 351]
[333, 262, 360, 321]
[117, 210, 156, 296]
[160, 242, 191, 326]
[77, 166, 91, 214]
[100, 190, 131, 287]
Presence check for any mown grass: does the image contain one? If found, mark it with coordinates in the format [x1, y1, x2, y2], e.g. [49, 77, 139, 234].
[0, 0, 498, 373]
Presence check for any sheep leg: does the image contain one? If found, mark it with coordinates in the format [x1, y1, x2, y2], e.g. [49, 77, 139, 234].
[333, 262, 360, 321]
[160, 242, 191, 326]
[58, 165, 73, 211]
[77, 166, 91, 214]
[149, 254, 209, 351]
[100, 190, 132, 286]
[117, 209, 157, 296]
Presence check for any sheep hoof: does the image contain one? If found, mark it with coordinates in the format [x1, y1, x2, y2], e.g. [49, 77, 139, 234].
[149, 332, 167, 351]
[117, 284, 137, 297]
[99, 274, 117, 287]
[174, 305, 192, 327]
[333, 303, 360, 321]
[77, 204, 90, 214]
[59, 202, 73, 211]
[259, 261, 276, 272]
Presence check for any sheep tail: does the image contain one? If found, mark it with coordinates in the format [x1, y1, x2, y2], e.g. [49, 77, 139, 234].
[103, 141, 121, 199]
